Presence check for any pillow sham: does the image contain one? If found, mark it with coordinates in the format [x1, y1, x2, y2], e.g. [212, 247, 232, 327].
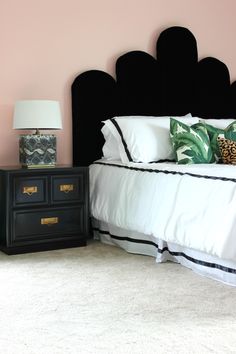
[192, 120, 236, 162]
[196, 118, 235, 129]
[101, 114, 198, 163]
[217, 137, 236, 165]
[101, 124, 121, 160]
[170, 118, 214, 164]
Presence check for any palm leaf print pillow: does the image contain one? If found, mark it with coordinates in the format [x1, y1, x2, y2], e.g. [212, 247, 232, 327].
[192, 120, 236, 162]
[170, 118, 214, 164]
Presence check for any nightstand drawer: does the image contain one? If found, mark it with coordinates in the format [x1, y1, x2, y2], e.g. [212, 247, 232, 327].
[51, 175, 84, 203]
[13, 206, 84, 240]
[13, 176, 48, 206]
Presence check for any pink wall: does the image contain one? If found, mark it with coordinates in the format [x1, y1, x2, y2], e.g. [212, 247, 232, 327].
[1, 0, 236, 166]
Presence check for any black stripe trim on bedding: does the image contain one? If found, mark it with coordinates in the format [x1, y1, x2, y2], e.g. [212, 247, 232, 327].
[93, 161, 236, 183]
[93, 227, 236, 275]
[110, 118, 133, 162]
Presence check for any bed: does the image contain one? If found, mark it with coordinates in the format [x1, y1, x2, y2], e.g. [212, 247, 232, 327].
[71, 26, 236, 286]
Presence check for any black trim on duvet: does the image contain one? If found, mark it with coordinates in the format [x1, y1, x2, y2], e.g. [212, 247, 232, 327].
[94, 227, 236, 275]
[93, 161, 236, 183]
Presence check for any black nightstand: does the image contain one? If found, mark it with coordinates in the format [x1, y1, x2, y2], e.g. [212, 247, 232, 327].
[0, 165, 89, 254]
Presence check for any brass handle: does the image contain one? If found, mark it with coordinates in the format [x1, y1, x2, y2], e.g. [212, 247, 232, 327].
[60, 184, 74, 193]
[23, 186, 38, 196]
[41, 217, 59, 226]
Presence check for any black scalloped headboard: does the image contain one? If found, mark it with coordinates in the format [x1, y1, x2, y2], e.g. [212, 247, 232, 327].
[72, 26, 236, 166]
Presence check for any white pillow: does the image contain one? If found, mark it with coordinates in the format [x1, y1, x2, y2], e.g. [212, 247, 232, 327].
[101, 114, 199, 163]
[197, 118, 236, 129]
[101, 124, 121, 160]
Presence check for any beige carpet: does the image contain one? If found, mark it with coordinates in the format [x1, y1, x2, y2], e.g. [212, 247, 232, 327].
[0, 240, 236, 354]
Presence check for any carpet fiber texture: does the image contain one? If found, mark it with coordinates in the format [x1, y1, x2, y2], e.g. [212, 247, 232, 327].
[0, 240, 236, 354]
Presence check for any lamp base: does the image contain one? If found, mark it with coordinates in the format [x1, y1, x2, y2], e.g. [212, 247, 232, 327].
[19, 134, 57, 168]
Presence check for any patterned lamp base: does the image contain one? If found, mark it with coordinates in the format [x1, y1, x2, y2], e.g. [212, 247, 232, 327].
[19, 134, 57, 168]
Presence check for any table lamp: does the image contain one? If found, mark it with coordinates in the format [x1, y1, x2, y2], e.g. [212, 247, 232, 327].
[13, 100, 62, 168]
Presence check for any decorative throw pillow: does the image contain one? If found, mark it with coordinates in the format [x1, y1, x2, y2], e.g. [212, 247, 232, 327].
[193, 120, 236, 162]
[170, 118, 214, 164]
[217, 137, 236, 165]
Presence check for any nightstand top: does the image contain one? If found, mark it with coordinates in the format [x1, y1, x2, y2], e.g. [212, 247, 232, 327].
[0, 165, 87, 173]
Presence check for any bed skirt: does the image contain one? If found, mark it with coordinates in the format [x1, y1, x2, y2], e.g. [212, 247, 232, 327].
[92, 218, 236, 287]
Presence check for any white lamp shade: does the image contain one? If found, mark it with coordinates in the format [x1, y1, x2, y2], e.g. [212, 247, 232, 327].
[13, 100, 62, 130]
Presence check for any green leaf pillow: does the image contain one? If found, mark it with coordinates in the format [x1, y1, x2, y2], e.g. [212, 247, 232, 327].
[192, 120, 236, 162]
[170, 118, 214, 164]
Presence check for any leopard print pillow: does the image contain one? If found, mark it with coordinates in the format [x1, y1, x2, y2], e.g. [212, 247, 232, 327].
[217, 137, 236, 165]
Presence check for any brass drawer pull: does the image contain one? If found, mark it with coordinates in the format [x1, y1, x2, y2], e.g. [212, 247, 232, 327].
[41, 217, 59, 226]
[60, 184, 74, 193]
[23, 186, 38, 196]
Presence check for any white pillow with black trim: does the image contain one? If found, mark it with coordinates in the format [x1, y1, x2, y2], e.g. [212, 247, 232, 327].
[101, 114, 199, 163]
[101, 124, 121, 160]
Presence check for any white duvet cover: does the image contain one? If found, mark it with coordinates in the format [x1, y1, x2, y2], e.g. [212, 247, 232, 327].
[90, 160, 236, 262]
